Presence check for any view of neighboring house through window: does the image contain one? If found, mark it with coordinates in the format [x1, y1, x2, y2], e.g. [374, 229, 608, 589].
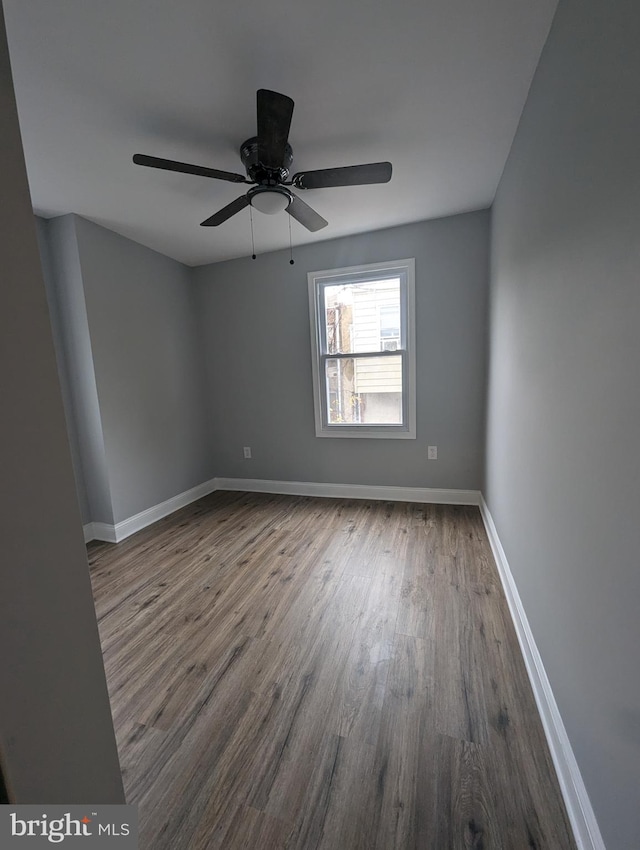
[308, 259, 416, 438]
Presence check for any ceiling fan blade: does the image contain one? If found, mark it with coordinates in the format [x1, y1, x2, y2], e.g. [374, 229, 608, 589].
[286, 192, 328, 232]
[257, 89, 294, 170]
[133, 154, 247, 184]
[200, 195, 250, 226]
[292, 161, 392, 190]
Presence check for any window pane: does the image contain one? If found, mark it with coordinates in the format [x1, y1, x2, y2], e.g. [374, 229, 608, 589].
[324, 278, 401, 354]
[325, 356, 403, 425]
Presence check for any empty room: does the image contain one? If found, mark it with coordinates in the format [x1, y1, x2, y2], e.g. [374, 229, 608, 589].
[1, 0, 638, 848]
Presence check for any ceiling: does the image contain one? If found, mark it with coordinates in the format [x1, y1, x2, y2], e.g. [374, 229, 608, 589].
[4, 0, 558, 267]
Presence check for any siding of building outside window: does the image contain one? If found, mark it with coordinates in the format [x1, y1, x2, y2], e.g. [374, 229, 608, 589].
[308, 259, 416, 439]
[352, 282, 402, 420]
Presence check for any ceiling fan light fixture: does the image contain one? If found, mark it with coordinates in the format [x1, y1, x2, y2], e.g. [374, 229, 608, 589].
[248, 186, 292, 215]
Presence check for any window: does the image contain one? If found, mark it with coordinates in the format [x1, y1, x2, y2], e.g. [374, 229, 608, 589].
[379, 304, 401, 351]
[308, 258, 416, 438]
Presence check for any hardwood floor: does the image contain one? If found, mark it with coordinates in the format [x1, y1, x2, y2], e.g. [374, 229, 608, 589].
[88, 491, 576, 849]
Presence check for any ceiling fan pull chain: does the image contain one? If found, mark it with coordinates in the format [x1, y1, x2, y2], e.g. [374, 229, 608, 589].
[250, 205, 256, 259]
[288, 214, 294, 265]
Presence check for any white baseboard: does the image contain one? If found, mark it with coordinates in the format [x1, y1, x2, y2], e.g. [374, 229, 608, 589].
[214, 477, 481, 506]
[84, 521, 117, 544]
[112, 478, 218, 542]
[83, 477, 479, 543]
[83, 522, 117, 544]
[479, 496, 605, 850]
[85, 478, 217, 543]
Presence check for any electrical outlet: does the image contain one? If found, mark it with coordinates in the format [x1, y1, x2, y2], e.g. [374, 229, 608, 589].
[243, 446, 252, 459]
[428, 445, 438, 460]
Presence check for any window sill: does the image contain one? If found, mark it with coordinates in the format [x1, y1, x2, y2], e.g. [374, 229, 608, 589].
[315, 425, 416, 439]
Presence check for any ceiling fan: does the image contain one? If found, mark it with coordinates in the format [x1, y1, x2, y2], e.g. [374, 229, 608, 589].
[133, 89, 392, 233]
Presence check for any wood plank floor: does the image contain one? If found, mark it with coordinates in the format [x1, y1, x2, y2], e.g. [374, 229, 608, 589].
[88, 491, 576, 850]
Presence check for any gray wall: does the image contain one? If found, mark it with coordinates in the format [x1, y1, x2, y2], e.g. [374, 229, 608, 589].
[43, 214, 212, 526]
[485, 0, 640, 846]
[194, 211, 489, 489]
[74, 216, 211, 524]
[36, 217, 92, 524]
[38, 215, 113, 525]
[0, 5, 123, 802]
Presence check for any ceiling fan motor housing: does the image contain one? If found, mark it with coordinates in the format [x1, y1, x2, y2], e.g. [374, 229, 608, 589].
[240, 136, 293, 184]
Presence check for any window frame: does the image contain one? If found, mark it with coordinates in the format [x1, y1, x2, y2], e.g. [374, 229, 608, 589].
[308, 258, 416, 439]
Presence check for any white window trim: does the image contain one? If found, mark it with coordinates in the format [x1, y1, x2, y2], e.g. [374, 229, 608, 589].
[308, 258, 416, 439]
